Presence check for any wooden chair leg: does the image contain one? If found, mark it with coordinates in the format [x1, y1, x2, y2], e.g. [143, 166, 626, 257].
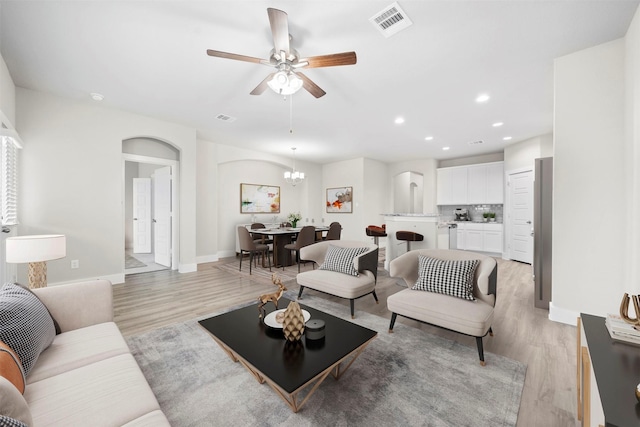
[298, 286, 305, 299]
[350, 299, 355, 319]
[239, 250, 243, 271]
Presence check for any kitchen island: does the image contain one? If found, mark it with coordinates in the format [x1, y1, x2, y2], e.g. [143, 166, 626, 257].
[382, 214, 439, 270]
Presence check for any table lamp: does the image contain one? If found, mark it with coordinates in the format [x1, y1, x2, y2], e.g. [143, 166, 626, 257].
[6, 234, 66, 288]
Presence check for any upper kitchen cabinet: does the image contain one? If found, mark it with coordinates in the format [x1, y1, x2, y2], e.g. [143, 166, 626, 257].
[467, 162, 504, 204]
[437, 167, 468, 205]
[437, 161, 504, 205]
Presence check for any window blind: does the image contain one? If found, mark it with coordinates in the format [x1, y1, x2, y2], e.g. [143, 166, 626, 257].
[1, 135, 19, 226]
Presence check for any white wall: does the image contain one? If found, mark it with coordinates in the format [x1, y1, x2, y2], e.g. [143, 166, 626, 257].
[15, 88, 198, 284]
[552, 38, 627, 321]
[625, 6, 640, 298]
[362, 158, 389, 242]
[196, 139, 218, 262]
[388, 159, 439, 215]
[504, 133, 553, 172]
[0, 51, 15, 127]
[322, 158, 364, 241]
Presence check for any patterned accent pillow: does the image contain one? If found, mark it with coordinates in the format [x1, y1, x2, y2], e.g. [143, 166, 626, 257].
[319, 245, 368, 277]
[0, 341, 25, 394]
[412, 256, 480, 301]
[0, 415, 29, 427]
[0, 283, 56, 375]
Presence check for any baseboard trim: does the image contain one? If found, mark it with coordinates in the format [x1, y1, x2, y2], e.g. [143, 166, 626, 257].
[179, 263, 197, 274]
[549, 302, 579, 326]
[217, 250, 237, 259]
[196, 254, 219, 264]
[48, 272, 125, 286]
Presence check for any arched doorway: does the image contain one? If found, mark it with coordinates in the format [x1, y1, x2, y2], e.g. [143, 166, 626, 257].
[122, 138, 180, 275]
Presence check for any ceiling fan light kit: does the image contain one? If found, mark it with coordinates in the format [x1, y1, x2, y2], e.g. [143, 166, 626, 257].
[206, 7, 356, 99]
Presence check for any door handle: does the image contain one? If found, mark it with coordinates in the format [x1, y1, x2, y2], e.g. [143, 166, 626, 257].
[133, 218, 138, 220]
[526, 220, 532, 224]
[153, 219, 157, 223]
[530, 232, 534, 237]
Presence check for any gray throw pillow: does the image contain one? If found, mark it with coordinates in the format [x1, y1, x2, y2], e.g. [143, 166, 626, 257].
[319, 245, 368, 277]
[412, 256, 479, 301]
[0, 283, 56, 375]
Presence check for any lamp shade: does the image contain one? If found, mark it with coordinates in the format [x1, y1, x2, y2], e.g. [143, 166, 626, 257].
[6, 235, 66, 263]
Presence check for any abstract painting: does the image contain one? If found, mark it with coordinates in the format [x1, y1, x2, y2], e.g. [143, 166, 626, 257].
[326, 187, 353, 213]
[240, 183, 280, 213]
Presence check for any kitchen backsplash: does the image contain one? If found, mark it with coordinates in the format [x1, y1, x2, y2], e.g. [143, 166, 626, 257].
[439, 204, 504, 223]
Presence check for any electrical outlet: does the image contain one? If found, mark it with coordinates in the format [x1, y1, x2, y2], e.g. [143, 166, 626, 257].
[71, 260, 79, 269]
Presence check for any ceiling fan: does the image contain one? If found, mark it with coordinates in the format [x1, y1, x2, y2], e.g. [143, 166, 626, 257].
[206, 8, 357, 98]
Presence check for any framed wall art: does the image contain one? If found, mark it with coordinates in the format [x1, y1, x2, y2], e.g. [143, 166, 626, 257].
[240, 183, 280, 213]
[326, 187, 353, 213]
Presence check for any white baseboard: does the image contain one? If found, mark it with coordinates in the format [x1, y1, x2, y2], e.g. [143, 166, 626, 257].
[549, 302, 579, 326]
[48, 272, 125, 286]
[179, 263, 197, 274]
[217, 250, 237, 259]
[196, 254, 219, 264]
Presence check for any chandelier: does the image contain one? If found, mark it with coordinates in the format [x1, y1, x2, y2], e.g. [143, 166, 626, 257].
[284, 147, 305, 186]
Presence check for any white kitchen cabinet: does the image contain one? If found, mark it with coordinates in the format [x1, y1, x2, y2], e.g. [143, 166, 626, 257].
[437, 162, 503, 206]
[466, 165, 487, 205]
[456, 223, 465, 249]
[456, 223, 503, 254]
[437, 167, 468, 205]
[486, 163, 504, 203]
[483, 223, 504, 253]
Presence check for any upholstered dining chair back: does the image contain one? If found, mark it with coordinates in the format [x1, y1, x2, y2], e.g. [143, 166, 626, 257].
[325, 222, 342, 240]
[250, 222, 272, 245]
[284, 225, 317, 272]
[238, 226, 258, 251]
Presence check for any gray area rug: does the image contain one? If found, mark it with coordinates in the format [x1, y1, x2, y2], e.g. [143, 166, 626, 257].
[126, 294, 525, 426]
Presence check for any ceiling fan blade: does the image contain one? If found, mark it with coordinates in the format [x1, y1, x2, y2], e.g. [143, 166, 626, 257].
[298, 52, 357, 68]
[250, 73, 275, 95]
[296, 72, 326, 98]
[206, 49, 266, 65]
[267, 8, 290, 58]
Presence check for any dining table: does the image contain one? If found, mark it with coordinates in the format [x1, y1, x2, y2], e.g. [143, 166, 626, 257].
[250, 226, 330, 267]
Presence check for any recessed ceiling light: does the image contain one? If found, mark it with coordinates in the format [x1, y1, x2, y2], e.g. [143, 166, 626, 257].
[475, 94, 490, 103]
[394, 117, 405, 125]
[425, 136, 434, 141]
[442, 146, 450, 151]
[492, 122, 504, 127]
[90, 92, 104, 101]
[503, 136, 512, 141]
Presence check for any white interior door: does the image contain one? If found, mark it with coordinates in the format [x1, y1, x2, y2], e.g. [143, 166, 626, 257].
[133, 178, 151, 253]
[153, 166, 172, 267]
[508, 170, 533, 263]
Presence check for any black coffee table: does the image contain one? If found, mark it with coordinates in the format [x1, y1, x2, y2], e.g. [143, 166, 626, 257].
[198, 298, 377, 412]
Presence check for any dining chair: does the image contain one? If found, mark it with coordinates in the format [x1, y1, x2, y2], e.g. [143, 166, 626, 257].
[238, 226, 271, 274]
[325, 222, 342, 240]
[284, 225, 316, 272]
[250, 222, 273, 266]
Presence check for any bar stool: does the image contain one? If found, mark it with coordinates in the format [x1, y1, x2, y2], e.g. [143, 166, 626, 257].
[366, 225, 387, 246]
[396, 231, 424, 252]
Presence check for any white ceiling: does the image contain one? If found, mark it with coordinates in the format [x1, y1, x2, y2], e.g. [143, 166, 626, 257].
[0, 1, 637, 164]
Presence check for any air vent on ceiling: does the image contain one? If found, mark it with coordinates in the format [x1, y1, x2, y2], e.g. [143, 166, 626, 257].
[369, 2, 413, 38]
[215, 113, 236, 123]
[468, 140, 484, 146]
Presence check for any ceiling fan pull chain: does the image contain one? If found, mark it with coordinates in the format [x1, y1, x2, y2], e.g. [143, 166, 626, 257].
[289, 94, 294, 134]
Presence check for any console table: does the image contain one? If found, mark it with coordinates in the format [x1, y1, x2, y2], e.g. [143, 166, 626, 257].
[578, 313, 640, 427]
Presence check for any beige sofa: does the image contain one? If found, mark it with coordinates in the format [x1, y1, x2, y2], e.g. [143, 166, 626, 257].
[388, 249, 497, 365]
[297, 240, 379, 318]
[6, 280, 170, 426]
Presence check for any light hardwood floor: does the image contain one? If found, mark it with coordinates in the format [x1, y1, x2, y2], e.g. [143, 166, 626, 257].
[113, 254, 579, 427]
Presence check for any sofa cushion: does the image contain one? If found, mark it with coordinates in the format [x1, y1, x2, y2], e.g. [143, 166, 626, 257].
[25, 353, 164, 427]
[0, 283, 56, 375]
[297, 269, 375, 299]
[388, 289, 494, 337]
[0, 342, 25, 394]
[319, 245, 367, 277]
[412, 256, 479, 301]
[0, 377, 32, 426]
[27, 322, 130, 384]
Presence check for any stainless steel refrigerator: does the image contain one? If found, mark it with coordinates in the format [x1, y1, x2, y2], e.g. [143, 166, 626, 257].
[533, 157, 553, 309]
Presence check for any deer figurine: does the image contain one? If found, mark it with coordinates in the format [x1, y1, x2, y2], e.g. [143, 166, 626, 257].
[258, 274, 287, 318]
